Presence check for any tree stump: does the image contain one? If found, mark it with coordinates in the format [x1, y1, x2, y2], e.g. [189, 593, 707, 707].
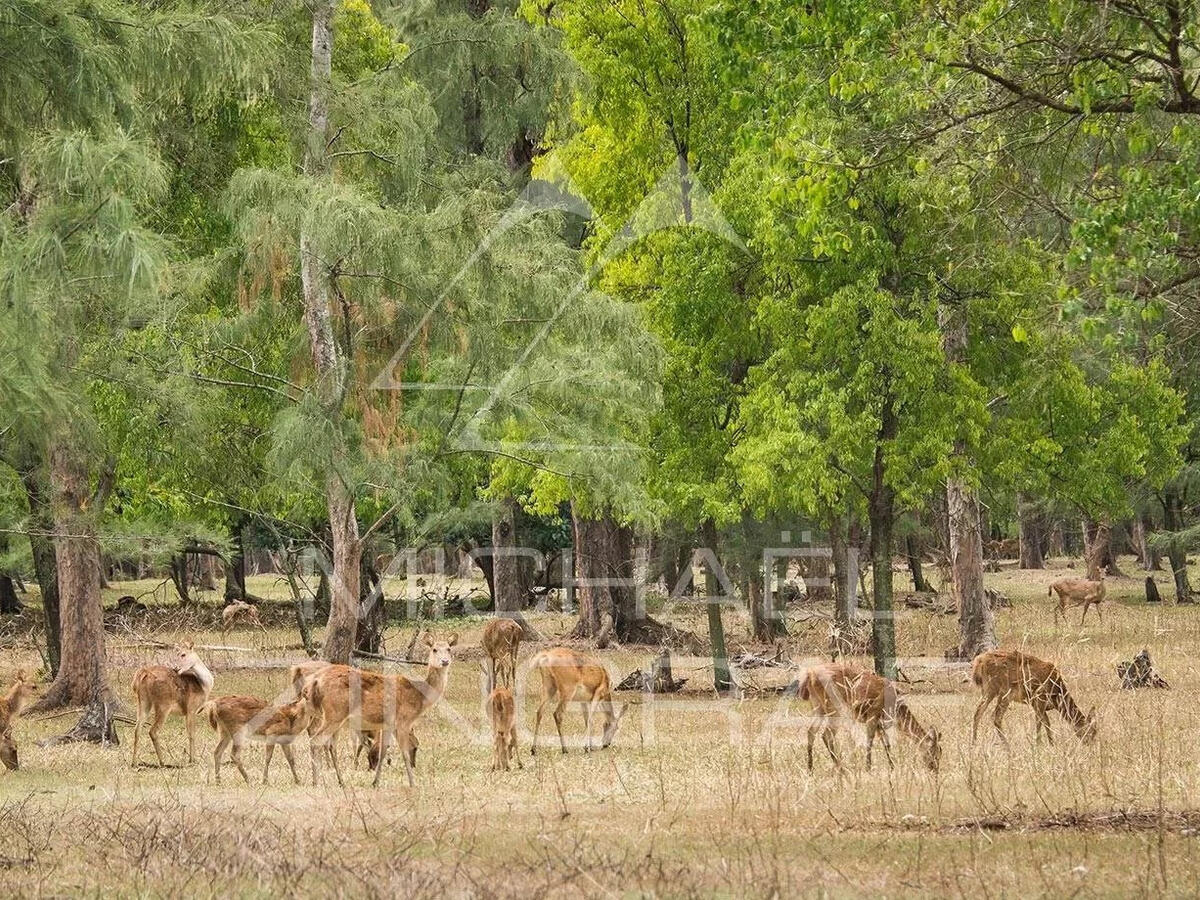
[1145, 577, 1163, 604]
[1116, 649, 1169, 689]
[38, 692, 120, 747]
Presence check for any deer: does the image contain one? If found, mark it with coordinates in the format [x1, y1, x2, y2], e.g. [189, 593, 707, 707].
[798, 663, 941, 772]
[131, 642, 214, 767]
[221, 600, 265, 635]
[1049, 575, 1106, 624]
[203, 694, 311, 784]
[304, 632, 458, 787]
[289, 659, 418, 772]
[481, 617, 523, 689]
[0, 671, 38, 772]
[971, 649, 1097, 744]
[529, 647, 626, 755]
[489, 686, 521, 771]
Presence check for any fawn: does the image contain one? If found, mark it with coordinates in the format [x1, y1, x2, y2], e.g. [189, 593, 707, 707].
[305, 633, 457, 787]
[131, 642, 214, 767]
[0, 671, 38, 772]
[482, 618, 523, 689]
[221, 601, 265, 635]
[203, 694, 311, 784]
[489, 686, 520, 771]
[1049, 575, 1106, 624]
[798, 663, 941, 772]
[972, 649, 1097, 744]
[529, 647, 625, 754]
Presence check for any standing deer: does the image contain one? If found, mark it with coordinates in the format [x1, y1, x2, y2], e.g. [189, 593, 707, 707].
[798, 663, 941, 772]
[305, 633, 458, 787]
[971, 649, 1097, 744]
[529, 647, 626, 754]
[1049, 575, 1106, 624]
[221, 600, 265, 635]
[482, 618, 522, 689]
[290, 659, 418, 772]
[203, 694, 311, 784]
[131, 642, 214, 767]
[0, 671, 38, 772]
[489, 686, 520, 771]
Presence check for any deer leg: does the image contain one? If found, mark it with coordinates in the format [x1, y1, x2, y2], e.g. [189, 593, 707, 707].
[263, 743, 275, 784]
[1096, 602, 1103, 623]
[865, 722, 875, 770]
[1036, 706, 1054, 745]
[327, 734, 345, 788]
[510, 725, 522, 769]
[281, 743, 300, 785]
[212, 732, 230, 783]
[398, 728, 416, 788]
[131, 701, 146, 767]
[806, 722, 819, 771]
[821, 725, 841, 770]
[532, 683, 554, 756]
[185, 710, 196, 764]
[972, 696, 994, 742]
[1080, 603, 1090, 625]
[582, 697, 596, 752]
[230, 739, 250, 784]
[879, 727, 895, 769]
[493, 729, 507, 772]
[992, 698, 1011, 746]
[148, 709, 168, 768]
[372, 729, 391, 788]
[553, 699, 569, 754]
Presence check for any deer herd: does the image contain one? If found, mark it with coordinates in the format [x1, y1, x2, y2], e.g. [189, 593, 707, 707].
[0, 570, 1130, 781]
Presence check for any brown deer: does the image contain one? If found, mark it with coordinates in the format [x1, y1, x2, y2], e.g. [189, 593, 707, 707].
[221, 600, 265, 635]
[289, 659, 417, 772]
[131, 642, 214, 767]
[971, 649, 1097, 744]
[0, 671, 38, 772]
[203, 694, 311, 784]
[798, 663, 941, 772]
[529, 647, 626, 754]
[489, 686, 520, 771]
[305, 633, 458, 787]
[481, 617, 522, 689]
[1049, 575, 1106, 624]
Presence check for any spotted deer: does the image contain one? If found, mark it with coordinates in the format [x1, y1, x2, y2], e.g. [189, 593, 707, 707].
[798, 662, 941, 772]
[131, 642, 214, 767]
[971, 649, 1097, 744]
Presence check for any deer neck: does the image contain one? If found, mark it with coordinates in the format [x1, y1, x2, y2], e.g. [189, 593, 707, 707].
[420, 663, 450, 711]
[896, 704, 931, 745]
[182, 660, 214, 698]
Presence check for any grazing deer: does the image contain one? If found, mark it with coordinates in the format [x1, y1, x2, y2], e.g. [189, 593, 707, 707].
[221, 600, 265, 635]
[305, 633, 458, 787]
[131, 642, 214, 767]
[203, 694, 311, 784]
[1049, 575, 1106, 624]
[489, 686, 520, 771]
[529, 647, 626, 755]
[482, 618, 522, 689]
[0, 671, 38, 772]
[971, 648, 1097, 744]
[798, 663, 941, 772]
[289, 659, 417, 772]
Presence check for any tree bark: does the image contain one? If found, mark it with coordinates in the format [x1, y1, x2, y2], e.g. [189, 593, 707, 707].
[0, 575, 19, 614]
[492, 497, 539, 639]
[224, 524, 248, 602]
[1083, 518, 1124, 579]
[169, 553, 191, 605]
[905, 533, 933, 593]
[1162, 488, 1193, 603]
[1017, 493, 1045, 569]
[570, 505, 642, 645]
[940, 299, 995, 662]
[21, 465, 60, 675]
[868, 398, 898, 680]
[35, 440, 109, 709]
[321, 488, 362, 663]
[1134, 515, 1162, 571]
[355, 553, 384, 654]
[701, 519, 733, 693]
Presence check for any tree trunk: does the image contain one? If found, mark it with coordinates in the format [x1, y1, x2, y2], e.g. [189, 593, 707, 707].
[905, 533, 932, 593]
[321, 488, 362, 663]
[21, 465, 60, 674]
[0, 575, 19, 614]
[224, 524, 248, 602]
[1134, 515, 1162, 571]
[35, 441, 109, 709]
[701, 519, 733, 694]
[747, 562, 785, 641]
[869, 398, 898, 680]
[492, 497, 539, 639]
[355, 553, 384, 655]
[170, 553, 191, 605]
[1017, 493, 1045, 569]
[1083, 518, 1124, 579]
[570, 505, 642, 645]
[1163, 488, 1193, 603]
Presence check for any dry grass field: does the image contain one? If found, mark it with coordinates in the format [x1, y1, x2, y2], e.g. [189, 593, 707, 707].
[3, 557, 1200, 897]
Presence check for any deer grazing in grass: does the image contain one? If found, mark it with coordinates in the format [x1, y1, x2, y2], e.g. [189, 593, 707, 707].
[221, 600, 265, 636]
[304, 633, 458, 787]
[1049, 575, 1106, 624]
[482, 618, 522, 689]
[971, 649, 1097, 744]
[798, 663, 941, 772]
[529, 647, 626, 755]
[0, 671, 38, 772]
[131, 642, 214, 767]
[289, 659, 418, 772]
[203, 694, 311, 784]
[489, 686, 520, 771]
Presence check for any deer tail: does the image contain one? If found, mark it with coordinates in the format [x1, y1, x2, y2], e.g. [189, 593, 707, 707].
[202, 700, 218, 730]
[971, 655, 986, 687]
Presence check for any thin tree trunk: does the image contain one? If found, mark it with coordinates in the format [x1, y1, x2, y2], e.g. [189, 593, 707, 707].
[22, 466, 60, 675]
[355, 553, 384, 655]
[869, 398, 898, 680]
[35, 441, 108, 709]
[1018, 493, 1045, 569]
[1084, 518, 1124, 579]
[492, 497, 538, 639]
[0, 575, 19, 614]
[905, 533, 932, 592]
[224, 524, 248, 602]
[322, 489, 362, 663]
[702, 519, 733, 693]
[170, 553, 191, 605]
[1163, 488, 1193, 603]
[1134, 515, 1162, 571]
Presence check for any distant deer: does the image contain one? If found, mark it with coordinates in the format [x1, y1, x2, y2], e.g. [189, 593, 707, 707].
[203, 694, 311, 784]
[798, 663, 941, 772]
[0, 671, 38, 772]
[289, 659, 417, 772]
[1049, 575, 1106, 624]
[131, 642, 214, 767]
[489, 686, 521, 771]
[530, 647, 626, 754]
[221, 600, 265, 635]
[304, 633, 457, 787]
[971, 649, 1097, 744]
[482, 618, 522, 689]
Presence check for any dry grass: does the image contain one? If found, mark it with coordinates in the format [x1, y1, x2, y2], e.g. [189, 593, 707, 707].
[3, 557, 1200, 896]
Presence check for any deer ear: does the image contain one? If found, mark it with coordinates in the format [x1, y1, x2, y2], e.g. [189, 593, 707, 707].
[447, 632, 459, 647]
[423, 632, 434, 647]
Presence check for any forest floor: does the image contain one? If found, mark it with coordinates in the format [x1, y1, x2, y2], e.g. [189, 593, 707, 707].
[3, 556, 1200, 897]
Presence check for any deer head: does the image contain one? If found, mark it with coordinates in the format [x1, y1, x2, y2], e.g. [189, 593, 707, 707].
[1076, 707, 1098, 744]
[920, 727, 942, 771]
[601, 701, 628, 749]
